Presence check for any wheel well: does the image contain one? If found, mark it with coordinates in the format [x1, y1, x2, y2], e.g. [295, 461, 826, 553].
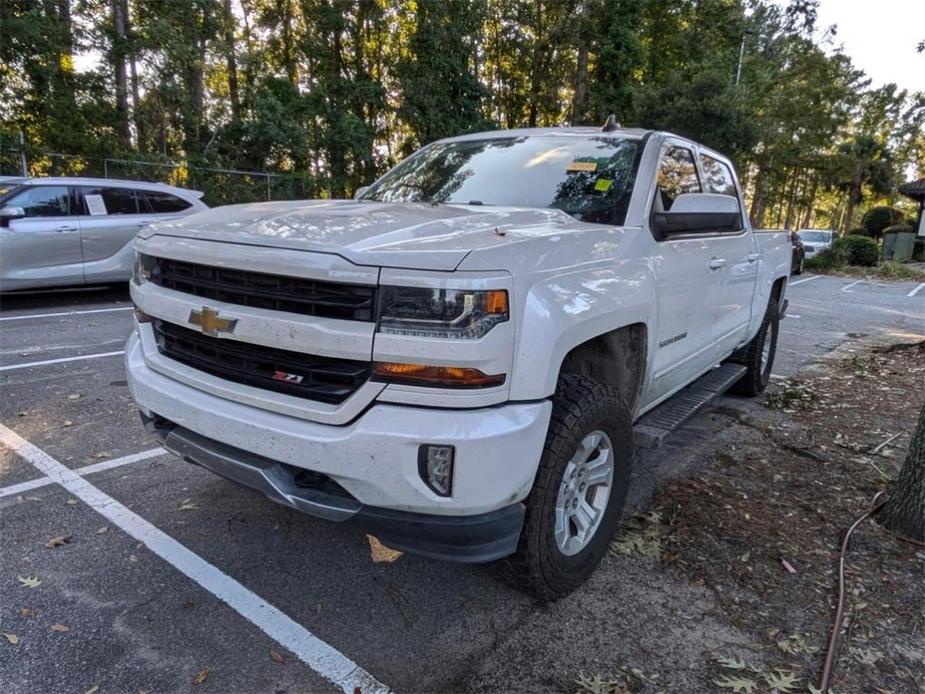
[559, 323, 647, 415]
[771, 277, 786, 304]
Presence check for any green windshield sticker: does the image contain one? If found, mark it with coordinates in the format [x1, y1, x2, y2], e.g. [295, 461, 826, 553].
[594, 178, 613, 192]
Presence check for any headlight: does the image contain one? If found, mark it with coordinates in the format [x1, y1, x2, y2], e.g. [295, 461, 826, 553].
[378, 286, 509, 338]
[133, 253, 156, 285]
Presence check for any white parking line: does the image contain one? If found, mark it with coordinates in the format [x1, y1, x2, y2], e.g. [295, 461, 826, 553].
[841, 279, 863, 292]
[0, 350, 125, 372]
[0, 423, 388, 694]
[789, 275, 822, 287]
[908, 283, 925, 298]
[0, 447, 166, 499]
[0, 306, 133, 322]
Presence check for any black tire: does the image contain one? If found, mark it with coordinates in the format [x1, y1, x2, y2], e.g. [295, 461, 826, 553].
[494, 373, 632, 601]
[729, 297, 779, 396]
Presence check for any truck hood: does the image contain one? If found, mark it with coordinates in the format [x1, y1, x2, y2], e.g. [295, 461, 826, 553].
[142, 199, 576, 271]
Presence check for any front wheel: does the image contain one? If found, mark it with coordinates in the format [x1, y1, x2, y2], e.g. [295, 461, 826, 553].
[495, 374, 632, 600]
[730, 297, 780, 396]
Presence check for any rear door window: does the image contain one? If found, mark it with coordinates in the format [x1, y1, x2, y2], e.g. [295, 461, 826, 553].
[656, 147, 701, 211]
[6, 186, 71, 217]
[142, 190, 191, 213]
[77, 187, 141, 215]
[700, 155, 738, 197]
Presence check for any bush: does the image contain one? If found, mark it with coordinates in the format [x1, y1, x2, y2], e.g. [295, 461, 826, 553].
[847, 227, 870, 237]
[861, 206, 905, 238]
[804, 248, 842, 270]
[831, 235, 879, 267]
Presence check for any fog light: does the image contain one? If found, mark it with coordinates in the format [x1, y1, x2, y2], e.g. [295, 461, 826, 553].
[419, 444, 455, 497]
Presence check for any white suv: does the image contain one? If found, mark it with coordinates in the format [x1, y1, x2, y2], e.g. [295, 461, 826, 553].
[0, 177, 207, 291]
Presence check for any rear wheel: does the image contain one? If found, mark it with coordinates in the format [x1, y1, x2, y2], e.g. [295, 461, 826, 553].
[730, 298, 779, 396]
[495, 374, 632, 600]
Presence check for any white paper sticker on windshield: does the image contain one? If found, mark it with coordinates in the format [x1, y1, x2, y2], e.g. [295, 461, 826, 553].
[85, 194, 107, 216]
[566, 160, 597, 172]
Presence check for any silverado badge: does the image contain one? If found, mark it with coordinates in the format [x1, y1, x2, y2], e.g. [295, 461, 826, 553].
[188, 307, 237, 337]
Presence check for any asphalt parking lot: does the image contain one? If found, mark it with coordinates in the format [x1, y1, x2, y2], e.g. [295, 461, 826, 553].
[1, 275, 924, 693]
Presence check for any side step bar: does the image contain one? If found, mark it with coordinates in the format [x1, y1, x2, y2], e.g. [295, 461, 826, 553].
[634, 363, 747, 449]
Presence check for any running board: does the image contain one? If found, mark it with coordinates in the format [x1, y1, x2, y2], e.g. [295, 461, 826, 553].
[634, 363, 747, 449]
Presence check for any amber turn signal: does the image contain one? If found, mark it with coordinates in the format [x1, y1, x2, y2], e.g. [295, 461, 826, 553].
[372, 362, 505, 388]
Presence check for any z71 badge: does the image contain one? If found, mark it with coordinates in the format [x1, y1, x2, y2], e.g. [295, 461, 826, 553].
[272, 370, 304, 384]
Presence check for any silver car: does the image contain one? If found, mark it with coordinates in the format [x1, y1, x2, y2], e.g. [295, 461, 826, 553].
[0, 177, 207, 291]
[796, 228, 836, 258]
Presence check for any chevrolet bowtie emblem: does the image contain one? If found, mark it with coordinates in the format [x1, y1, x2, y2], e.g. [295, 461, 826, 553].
[188, 307, 237, 337]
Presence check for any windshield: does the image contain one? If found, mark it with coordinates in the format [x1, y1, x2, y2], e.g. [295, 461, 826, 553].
[0, 183, 23, 200]
[798, 230, 833, 243]
[361, 135, 641, 226]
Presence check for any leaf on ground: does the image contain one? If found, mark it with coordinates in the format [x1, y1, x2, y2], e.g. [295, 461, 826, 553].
[17, 575, 41, 588]
[129, 554, 138, 563]
[713, 675, 757, 693]
[192, 669, 209, 686]
[270, 648, 284, 664]
[50, 624, 69, 632]
[84, 686, 99, 694]
[65, 499, 78, 505]
[46, 534, 72, 548]
[20, 608, 33, 618]
[572, 673, 630, 694]
[67, 393, 81, 400]
[713, 655, 748, 670]
[179, 499, 198, 511]
[763, 670, 800, 692]
[3, 633, 19, 645]
[96, 526, 108, 534]
[780, 557, 797, 574]
[63, 420, 73, 427]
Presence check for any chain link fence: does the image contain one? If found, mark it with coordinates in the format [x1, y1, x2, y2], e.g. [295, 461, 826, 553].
[0, 135, 317, 206]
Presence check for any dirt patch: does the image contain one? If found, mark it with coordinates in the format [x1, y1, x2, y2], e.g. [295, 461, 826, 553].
[462, 340, 925, 693]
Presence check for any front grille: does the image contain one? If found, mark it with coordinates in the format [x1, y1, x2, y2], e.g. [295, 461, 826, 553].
[146, 256, 376, 321]
[153, 320, 370, 404]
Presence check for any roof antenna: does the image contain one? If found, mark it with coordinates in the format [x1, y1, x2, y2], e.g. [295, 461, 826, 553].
[601, 114, 621, 132]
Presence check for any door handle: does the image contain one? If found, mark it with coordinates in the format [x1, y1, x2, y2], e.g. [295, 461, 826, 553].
[708, 258, 726, 270]
[746, 252, 760, 263]
[54, 225, 78, 232]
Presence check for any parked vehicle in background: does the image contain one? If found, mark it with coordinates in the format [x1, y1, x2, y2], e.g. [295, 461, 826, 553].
[126, 125, 791, 599]
[796, 228, 836, 258]
[790, 231, 805, 274]
[0, 176, 28, 196]
[0, 178, 207, 291]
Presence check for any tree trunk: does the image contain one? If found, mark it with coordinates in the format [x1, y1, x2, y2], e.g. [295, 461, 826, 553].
[112, 0, 132, 148]
[878, 399, 925, 542]
[223, 0, 241, 121]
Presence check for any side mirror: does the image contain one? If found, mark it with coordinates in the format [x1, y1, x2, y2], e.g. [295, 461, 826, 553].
[354, 186, 369, 200]
[652, 193, 742, 237]
[0, 206, 25, 228]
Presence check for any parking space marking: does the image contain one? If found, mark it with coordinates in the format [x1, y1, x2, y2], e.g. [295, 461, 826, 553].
[841, 279, 863, 292]
[0, 423, 389, 694]
[909, 283, 925, 298]
[789, 275, 822, 286]
[0, 350, 125, 372]
[0, 447, 167, 499]
[0, 306, 133, 322]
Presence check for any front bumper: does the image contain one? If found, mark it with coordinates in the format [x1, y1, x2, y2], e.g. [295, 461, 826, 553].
[125, 329, 551, 557]
[143, 417, 526, 562]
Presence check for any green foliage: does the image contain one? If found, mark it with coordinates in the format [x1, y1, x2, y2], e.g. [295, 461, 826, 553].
[847, 227, 870, 237]
[832, 235, 880, 267]
[862, 206, 906, 237]
[1, 0, 923, 212]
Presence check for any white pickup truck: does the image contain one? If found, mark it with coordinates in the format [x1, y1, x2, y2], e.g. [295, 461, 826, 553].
[126, 125, 791, 599]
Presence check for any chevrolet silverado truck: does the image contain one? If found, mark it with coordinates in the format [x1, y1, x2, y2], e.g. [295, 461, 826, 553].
[126, 125, 791, 599]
